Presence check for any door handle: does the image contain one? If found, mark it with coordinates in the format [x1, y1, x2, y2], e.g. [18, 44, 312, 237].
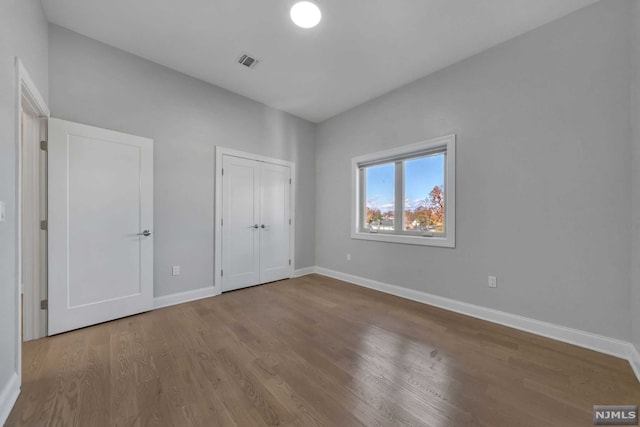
[248, 224, 259, 229]
[139, 230, 151, 236]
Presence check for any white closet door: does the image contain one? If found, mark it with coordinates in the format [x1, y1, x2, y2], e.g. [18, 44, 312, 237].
[48, 118, 153, 335]
[221, 155, 260, 291]
[259, 162, 291, 283]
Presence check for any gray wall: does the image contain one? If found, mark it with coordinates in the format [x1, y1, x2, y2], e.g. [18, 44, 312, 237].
[316, 0, 633, 340]
[0, 0, 48, 405]
[49, 25, 316, 298]
[631, 0, 640, 353]
[0, 5, 635, 419]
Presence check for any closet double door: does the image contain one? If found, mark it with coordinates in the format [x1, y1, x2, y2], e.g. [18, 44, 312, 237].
[221, 155, 292, 292]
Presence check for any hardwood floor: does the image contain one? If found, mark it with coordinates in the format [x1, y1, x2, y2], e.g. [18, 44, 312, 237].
[7, 274, 640, 426]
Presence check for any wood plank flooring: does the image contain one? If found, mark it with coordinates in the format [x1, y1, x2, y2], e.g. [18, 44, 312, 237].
[7, 274, 640, 426]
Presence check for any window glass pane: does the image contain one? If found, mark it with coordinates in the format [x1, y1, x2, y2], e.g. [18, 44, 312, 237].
[363, 163, 395, 231]
[403, 153, 445, 233]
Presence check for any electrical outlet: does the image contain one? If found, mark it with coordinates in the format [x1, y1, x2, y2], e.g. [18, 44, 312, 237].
[346, 253, 351, 261]
[172, 265, 181, 276]
[488, 276, 497, 288]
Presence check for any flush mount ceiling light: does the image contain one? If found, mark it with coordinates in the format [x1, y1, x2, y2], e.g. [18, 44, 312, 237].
[290, 1, 322, 29]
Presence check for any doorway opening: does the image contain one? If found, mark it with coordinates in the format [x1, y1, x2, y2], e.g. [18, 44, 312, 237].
[15, 58, 50, 383]
[20, 101, 47, 341]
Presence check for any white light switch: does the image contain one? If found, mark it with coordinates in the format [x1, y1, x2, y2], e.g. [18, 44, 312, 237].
[172, 265, 181, 276]
[0, 201, 5, 222]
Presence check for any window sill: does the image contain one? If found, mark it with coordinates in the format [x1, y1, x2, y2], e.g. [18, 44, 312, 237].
[351, 231, 455, 248]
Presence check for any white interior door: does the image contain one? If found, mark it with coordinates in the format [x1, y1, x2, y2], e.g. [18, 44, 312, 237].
[220, 154, 291, 292]
[48, 118, 153, 335]
[259, 162, 291, 283]
[221, 155, 260, 291]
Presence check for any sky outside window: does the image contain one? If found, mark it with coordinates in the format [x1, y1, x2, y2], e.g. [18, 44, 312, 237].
[365, 154, 444, 213]
[365, 163, 395, 213]
[404, 154, 445, 210]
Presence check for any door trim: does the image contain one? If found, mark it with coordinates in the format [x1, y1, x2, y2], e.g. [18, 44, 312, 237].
[14, 57, 49, 393]
[214, 147, 296, 295]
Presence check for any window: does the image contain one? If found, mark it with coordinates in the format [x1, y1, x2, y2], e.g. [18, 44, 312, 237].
[351, 134, 455, 247]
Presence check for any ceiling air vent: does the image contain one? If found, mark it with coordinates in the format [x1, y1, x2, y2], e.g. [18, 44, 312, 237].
[237, 53, 260, 69]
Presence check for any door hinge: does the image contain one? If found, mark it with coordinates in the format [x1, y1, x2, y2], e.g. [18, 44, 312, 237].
[289, 259, 291, 266]
[289, 178, 291, 184]
[222, 168, 224, 176]
[40, 220, 48, 231]
[40, 140, 48, 151]
[40, 299, 48, 310]
[289, 219, 291, 225]
[221, 270, 224, 277]
[221, 218, 223, 226]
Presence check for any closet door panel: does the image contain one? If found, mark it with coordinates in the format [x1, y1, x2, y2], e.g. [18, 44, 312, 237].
[221, 155, 260, 291]
[259, 162, 291, 283]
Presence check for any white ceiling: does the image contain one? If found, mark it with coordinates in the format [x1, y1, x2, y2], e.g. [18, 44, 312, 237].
[41, 0, 599, 123]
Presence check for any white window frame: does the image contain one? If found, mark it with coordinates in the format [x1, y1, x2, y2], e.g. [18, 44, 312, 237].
[351, 134, 455, 248]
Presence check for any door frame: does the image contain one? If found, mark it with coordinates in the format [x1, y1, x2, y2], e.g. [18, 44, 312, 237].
[15, 57, 50, 381]
[20, 105, 47, 341]
[214, 146, 295, 295]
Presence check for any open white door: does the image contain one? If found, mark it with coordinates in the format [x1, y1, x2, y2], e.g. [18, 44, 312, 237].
[48, 118, 153, 335]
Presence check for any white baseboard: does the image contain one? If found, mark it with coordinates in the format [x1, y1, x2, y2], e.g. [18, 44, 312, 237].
[293, 267, 316, 278]
[153, 268, 316, 310]
[154, 286, 218, 310]
[630, 344, 640, 383]
[313, 266, 640, 383]
[0, 372, 20, 426]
